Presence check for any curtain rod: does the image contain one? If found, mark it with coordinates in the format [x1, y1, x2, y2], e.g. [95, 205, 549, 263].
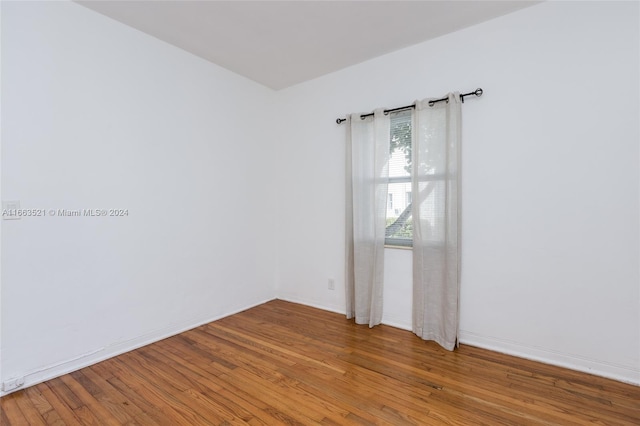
[335, 88, 483, 124]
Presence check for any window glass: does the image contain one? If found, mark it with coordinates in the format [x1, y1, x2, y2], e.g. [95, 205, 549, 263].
[386, 110, 412, 247]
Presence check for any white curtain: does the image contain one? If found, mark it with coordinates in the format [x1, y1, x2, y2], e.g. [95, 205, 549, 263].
[345, 109, 390, 327]
[412, 93, 462, 350]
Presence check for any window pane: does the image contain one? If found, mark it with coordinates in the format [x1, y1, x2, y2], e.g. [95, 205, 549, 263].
[386, 181, 412, 241]
[386, 110, 412, 246]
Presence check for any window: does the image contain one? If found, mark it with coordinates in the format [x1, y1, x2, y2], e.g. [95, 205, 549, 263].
[385, 110, 412, 247]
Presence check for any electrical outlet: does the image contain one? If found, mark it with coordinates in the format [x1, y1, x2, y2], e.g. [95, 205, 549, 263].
[328, 278, 335, 290]
[2, 377, 25, 392]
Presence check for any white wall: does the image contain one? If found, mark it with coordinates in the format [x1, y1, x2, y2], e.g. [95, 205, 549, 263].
[1, 1, 277, 394]
[1, 0, 638, 395]
[275, 1, 640, 384]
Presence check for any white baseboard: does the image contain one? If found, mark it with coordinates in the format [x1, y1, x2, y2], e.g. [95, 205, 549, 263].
[277, 294, 413, 331]
[0, 297, 276, 397]
[277, 294, 412, 331]
[380, 318, 412, 331]
[459, 330, 640, 386]
[277, 295, 640, 386]
[5, 296, 636, 397]
[276, 294, 345, 316]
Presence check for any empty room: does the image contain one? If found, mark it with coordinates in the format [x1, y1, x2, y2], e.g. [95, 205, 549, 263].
[1, 0, 639, 424]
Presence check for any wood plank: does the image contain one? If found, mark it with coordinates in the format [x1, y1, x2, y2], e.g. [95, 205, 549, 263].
[147, 343, 265, 424]
[2, 299, 639, 425]
[101, 375, 171, 425]
[108, 356, 215, 425]
[22, 386, 65, 426]
[79, 366, 159, 425]
[36, 381, 84, 424]
[59, 373, 122, 425]
[0, 394, 29, 425]
[12, 391, 47, 426]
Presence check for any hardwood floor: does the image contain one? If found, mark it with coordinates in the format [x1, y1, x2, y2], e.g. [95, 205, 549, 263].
[1, 300, 639, 425]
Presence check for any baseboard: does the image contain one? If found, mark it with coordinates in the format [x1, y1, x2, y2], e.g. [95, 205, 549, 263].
[277, 295, 639, 386]
[276, 294, 345, 316]
[380, 318, 412, 331]
[459, 330, 640, 386]
[7, 296, 635, 396]
[277, 294, 412, 330]
[0, 297, 276, 397]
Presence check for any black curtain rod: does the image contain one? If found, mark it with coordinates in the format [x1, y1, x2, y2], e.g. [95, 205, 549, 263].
[335, 88, 483, 124]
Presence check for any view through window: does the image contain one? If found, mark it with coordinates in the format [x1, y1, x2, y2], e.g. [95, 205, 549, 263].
[385, 110, 412, 247]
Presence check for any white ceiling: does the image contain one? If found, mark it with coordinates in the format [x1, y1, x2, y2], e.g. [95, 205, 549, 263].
[77, 1, 540, 90]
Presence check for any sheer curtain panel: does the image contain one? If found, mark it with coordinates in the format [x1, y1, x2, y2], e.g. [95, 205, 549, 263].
[345, 110, 390, 327]
[412, 93, 462, 350]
